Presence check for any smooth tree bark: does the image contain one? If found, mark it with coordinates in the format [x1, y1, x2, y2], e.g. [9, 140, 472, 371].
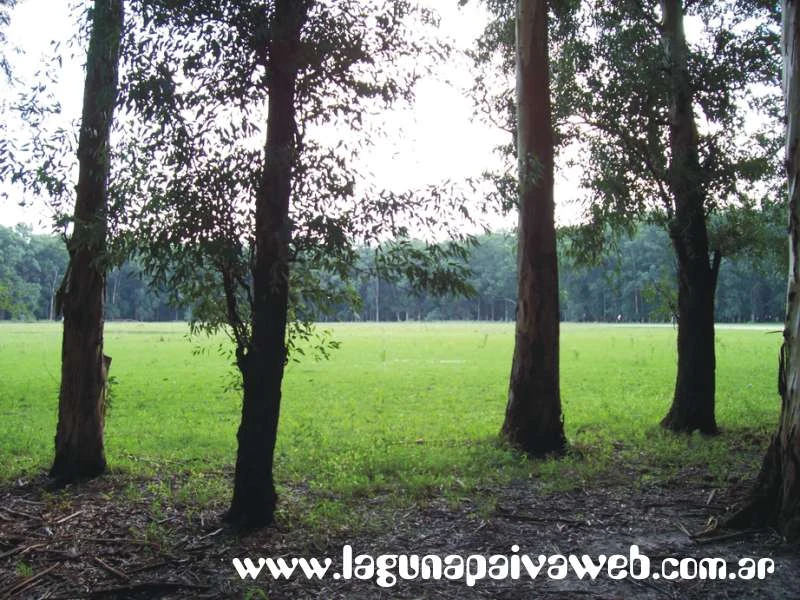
[501, 0, 566, 456]
[659, 0, 719, 435]
[223, 0, 310, 530]
[50, 0, 123, 483]
[728, 0, 800, 539]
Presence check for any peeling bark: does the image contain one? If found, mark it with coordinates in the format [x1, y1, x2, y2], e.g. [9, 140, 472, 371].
[730, 0, 800, 539]
[50, 0, 123, 483]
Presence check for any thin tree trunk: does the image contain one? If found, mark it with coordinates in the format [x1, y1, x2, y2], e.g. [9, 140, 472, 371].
[111, 268, 119, 306]
[502, 0, 566, 456]
[49, 270, 57, 321]
[659, 0, 718, 434]
[728, 0, 800, 539]
[375, 276, 380, 321]
[224, 0, 309, 530]
[50, 0, 123, 483]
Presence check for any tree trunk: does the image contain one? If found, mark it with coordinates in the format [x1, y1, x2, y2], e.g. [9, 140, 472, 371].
[375, 276, 380, 322]
[659, 0, 718, 435]
[49, 270, 57, 321]
[224, 0, 308, 530]
[728, 0, 800, 540]
[50, 0, 123, 483]
[502, 0, 566, 456]
[111, 268, 120, 306]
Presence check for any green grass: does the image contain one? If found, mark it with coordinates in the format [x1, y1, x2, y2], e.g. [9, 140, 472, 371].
[0, 321, 783, 528]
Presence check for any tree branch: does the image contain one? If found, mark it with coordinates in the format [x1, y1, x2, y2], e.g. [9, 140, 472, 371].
[710, 247, 722, 293]
[632, 0, 663, 33]
[576, 116, 673, 213]
[219, 260, 250, 359]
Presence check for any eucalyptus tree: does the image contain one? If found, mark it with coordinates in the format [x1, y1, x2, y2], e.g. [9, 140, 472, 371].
[729, 0, 800, 541]
[122, 0, 473, 528]
[472, 0, 781, 434]
[502, 0, 566, 455]
[658, 0, 723, 433]
[49, 0, 124, 483]
[568, 0, 780, 434]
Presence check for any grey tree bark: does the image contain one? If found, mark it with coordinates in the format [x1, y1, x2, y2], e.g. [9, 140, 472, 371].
[728, 0, 800, 539]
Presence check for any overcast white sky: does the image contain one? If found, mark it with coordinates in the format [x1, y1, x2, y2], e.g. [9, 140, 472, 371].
[0, 0, 582, 234]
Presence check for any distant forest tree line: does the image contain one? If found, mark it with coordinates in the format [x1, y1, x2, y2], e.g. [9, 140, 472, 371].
[1, 221, 784, 324]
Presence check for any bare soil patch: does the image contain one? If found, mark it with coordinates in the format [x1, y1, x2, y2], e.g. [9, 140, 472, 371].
[1, 464, 797, 599]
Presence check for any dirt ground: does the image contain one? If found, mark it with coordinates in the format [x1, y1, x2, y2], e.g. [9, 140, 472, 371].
[1, 465, 798, 600]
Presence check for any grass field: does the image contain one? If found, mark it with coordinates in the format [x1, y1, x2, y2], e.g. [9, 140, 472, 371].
[0, 321, 783, 528]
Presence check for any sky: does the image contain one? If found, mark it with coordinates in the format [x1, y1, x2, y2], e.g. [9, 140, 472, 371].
[0, 0, 583, 234]
[1, 0, 85, 230]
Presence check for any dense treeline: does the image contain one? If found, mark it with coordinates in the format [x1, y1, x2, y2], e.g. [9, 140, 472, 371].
[0, 223, 783, 323]
[347, 225, 785, 324]
[0, 225, 180, 321]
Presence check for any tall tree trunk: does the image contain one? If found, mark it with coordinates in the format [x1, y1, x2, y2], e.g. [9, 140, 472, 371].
[50, 0, 123, 483]
[728, 0, 800, 540]
[659, 0, 719, 435]
[49, 270, 57, 321]
[224, 0, 309, 530]
[502, 0, 566, 456]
